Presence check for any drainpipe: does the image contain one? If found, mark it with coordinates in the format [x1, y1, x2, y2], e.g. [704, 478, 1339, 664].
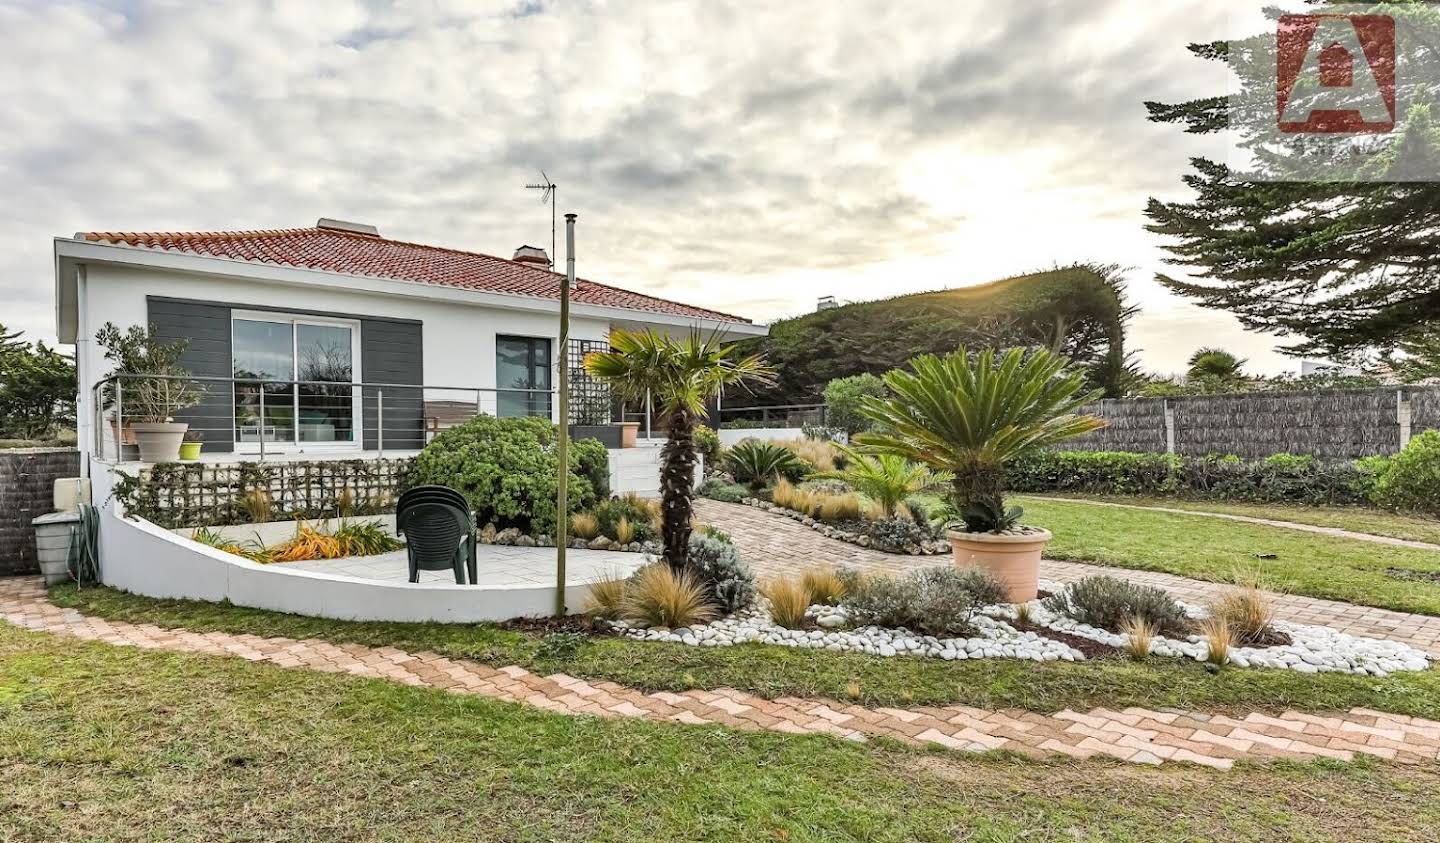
[554, 213, 576, 617]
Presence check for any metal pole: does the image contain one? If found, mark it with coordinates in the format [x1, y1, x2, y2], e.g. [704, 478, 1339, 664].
[114, 380, 123, 462]
[555, 213, 576, 617]
[645, 389, 652, 441]
[378, 389, 385, 457]
[258, 385, 266, 462]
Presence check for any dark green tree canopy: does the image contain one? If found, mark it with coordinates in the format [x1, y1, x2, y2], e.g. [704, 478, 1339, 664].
[1145, 0, 1440, 358]
[0, 323, 77, 439]
[738, 263, 1134, 404]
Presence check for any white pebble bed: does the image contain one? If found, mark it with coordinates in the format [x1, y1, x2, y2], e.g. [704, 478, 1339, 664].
[602, 579, 1434, 676]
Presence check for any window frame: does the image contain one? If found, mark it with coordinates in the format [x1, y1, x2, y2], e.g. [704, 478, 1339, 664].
[231, 310, 363, 453]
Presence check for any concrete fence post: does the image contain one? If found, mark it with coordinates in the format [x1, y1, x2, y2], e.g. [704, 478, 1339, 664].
[1397, 390, 1413, 450]
[1163, 400, 1177, 455]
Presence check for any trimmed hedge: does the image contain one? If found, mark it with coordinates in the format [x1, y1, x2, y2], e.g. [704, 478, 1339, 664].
[1006, 450, 1378, 507]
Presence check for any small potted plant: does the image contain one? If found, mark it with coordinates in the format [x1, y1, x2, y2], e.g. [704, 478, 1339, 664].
[179, 430, 204, 461]
[856, 347, 1104, 602]
[96, 322, 202, 463]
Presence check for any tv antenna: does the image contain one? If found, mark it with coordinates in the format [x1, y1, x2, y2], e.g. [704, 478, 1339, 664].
[525, 170, 557, 269]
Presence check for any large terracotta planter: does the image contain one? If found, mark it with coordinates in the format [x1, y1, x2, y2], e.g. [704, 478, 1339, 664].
[947, 528, 1053, 603]
[132, 422, 188, 463]
[619, 421, 640, 448]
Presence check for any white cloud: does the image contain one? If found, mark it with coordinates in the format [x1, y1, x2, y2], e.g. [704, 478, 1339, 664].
[0, 0, 1301, 373]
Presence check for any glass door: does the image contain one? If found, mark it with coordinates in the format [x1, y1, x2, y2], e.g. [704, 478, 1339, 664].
[233, 314, 358, 450]
[234, 318, 296, 446]
[496, 336, 552, 418]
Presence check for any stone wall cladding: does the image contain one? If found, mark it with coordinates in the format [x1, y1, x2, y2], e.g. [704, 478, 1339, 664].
[0, 449, 81, 576]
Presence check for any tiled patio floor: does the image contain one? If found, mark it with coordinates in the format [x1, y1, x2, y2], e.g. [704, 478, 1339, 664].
[281, 544, 646, 587]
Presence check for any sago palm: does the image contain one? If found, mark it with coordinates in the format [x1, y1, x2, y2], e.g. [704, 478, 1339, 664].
[856, 347, 1104, 520]
[584, 329, 774, 570]
[816, 444, 948, 518]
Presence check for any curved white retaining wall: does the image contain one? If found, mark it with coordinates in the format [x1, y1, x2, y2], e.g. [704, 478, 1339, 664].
[92, 460, 584, 623]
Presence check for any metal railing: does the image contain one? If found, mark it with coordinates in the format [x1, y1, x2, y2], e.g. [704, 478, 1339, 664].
[91, 374, 557, 463]
[716, 402, 827, 430]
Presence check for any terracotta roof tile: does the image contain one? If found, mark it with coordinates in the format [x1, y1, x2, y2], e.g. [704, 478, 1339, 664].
[78, 226, 750, 324]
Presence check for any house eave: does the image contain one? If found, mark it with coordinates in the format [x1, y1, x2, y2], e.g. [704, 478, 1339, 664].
[52, 237, 769, 343]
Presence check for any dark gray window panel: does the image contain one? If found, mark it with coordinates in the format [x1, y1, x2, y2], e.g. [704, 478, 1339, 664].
[146, 297, 235, 452]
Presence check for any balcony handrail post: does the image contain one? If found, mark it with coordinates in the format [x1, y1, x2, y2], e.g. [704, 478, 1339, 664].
[377, 389, 384, 458]
[113, 379, 123, 462]
[258, 384, 266, 462]
[644, 388, 652, 441]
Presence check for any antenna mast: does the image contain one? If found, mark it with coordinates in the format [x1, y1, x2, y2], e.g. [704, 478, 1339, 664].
[525, 171, 557, 268]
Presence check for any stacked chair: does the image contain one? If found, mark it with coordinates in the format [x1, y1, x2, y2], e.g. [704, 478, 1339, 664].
[395, 485, 477, 584]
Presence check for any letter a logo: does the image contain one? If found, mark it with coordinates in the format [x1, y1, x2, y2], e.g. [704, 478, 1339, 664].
[1277, 14, 1396, 133]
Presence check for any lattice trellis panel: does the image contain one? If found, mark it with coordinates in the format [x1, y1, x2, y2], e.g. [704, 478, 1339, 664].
[567, 339, 612, 424]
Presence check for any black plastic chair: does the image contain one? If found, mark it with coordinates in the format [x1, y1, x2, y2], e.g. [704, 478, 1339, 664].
[396, 486, 476, 584]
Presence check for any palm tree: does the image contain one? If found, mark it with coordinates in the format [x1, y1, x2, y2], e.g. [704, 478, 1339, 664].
[856, 347, 1104, 523]
[1185, 347, 1247, 381]
[815, 444, 948, 518]
[585, 329, 774, 570]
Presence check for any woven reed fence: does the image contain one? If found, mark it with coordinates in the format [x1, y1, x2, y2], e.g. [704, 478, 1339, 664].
[115, 458, 414, 529]
[1065, 387, 1439, 460]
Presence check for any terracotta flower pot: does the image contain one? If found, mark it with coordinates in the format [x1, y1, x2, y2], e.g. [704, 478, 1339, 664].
[619, 421, 641, 448]
[946, 528, 1053, 603]
[132, 422, 188, 463]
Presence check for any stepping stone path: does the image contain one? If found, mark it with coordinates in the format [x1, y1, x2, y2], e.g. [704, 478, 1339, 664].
[3, 577, 1439, 770]
[694, 500, 1440, 658]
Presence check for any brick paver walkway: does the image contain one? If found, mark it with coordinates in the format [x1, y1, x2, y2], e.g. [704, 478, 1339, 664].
[3, 577, 1439, 770]
[695, 500, 1440, 657]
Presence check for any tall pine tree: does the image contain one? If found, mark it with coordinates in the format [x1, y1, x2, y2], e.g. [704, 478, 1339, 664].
[1144, 1, 1440, 359]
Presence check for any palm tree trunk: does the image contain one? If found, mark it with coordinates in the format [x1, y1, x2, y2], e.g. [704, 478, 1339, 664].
[660, 409, 697, 571]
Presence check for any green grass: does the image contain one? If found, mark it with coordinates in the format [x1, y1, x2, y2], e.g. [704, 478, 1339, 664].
[1032, 494, 1440, 546]
[47, 584, 1440, 720]
[4, 622, 1440, 842]
[1012, 497, 1440, 616]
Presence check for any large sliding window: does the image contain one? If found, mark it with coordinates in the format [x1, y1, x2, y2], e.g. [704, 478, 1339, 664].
[233, 313, 360, 449]
[496, 335, 552, 419]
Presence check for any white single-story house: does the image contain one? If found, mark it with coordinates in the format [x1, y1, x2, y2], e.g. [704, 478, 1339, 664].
[54, 217, 767, 462]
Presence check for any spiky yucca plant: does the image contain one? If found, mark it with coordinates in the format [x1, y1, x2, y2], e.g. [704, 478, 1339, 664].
[816, 443, 948, 518]
[857, 347, 1104, 529]
[585, 329, 774, 570]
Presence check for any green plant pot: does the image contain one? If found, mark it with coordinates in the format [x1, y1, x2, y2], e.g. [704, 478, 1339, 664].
[178, 442, 203, 461]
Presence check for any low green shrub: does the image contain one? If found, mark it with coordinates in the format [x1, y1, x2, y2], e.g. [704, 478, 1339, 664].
[409, 415, 601, 536]
[1043, 575, 1190, 636]
[1366, 430, 1440, 516]
[694, 424, 722, 471]
[861, 517, 940, 552]
[823, 372, 888, 435]
[687, 534, 757, 613]
[591, 494, 659, 544]
[842, 567, 1007, 635]
[699, 478, 749, 503]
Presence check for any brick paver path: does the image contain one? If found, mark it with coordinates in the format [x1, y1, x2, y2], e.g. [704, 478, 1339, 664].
[4, 577, 1440, 770]
[694, 500, 1440, 657]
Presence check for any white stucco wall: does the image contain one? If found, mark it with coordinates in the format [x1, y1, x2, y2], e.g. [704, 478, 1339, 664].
[717, 427, 809, 446]
[75, 262, 616, 455]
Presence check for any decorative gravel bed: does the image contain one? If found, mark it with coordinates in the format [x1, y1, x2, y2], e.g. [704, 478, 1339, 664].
[603, 579, 1435, 677]
[739, 497, 951, 555]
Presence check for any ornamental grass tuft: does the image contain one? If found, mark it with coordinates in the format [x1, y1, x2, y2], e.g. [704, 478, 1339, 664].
[801, 567, 848, 605]
[623, 564, 718, 628]
[763, 576, 812, 629]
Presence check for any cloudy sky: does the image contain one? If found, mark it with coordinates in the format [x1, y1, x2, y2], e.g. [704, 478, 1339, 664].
[1, 0, 1302, 375]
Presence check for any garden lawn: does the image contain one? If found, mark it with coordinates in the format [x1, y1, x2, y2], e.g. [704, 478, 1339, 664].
[1029, 494, 1440, 546]
[4, 623, 1440, 843]
[1014, 497, 1440, 616]
[47, 585, 1440, 720]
